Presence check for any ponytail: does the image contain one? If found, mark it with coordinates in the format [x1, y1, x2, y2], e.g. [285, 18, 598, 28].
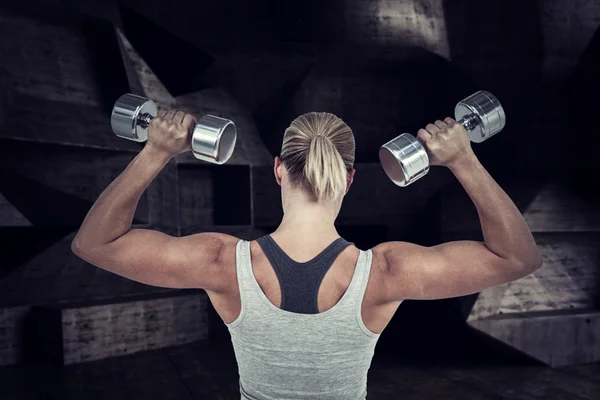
[280, 112, 355, 203]
[305, 135, 348, 202]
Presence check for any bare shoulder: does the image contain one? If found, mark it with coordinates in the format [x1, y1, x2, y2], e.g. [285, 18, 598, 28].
[369, 241, 427, 303]
[191, 232, 240, 293]
[371, 241, 420, 272]
[213, 233, 241, 268]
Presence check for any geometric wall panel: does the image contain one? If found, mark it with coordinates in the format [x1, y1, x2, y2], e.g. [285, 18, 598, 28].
[468, 233, 600, 320]
[0, 141, 148, 225]
[27, 292, 208, 365]
[252, 63, 314, 157]
[0, 305, 30, 366]
[517, 183, 600, 232]
[442, 181, 600, 233]
[441, 179, 600, 366]
[213, 166, 252, 226]
[0, 226, 73, 280]
[114, 28, 175, 109]
[211, 49, 316, 116]
[0, 66, 15, 129]
[178, 166, 215, 230]
[0, 95, 142, 152]
[82, 16, 132, 114]
[469, 309, 600, 367]
[0, 232, 171, 308]
[0, 167, 95, 228]
[119, 6, 214, 97]
[568, 21, 600, 185]
[115, 27, 144, 97]
[540, 0, 600, 81]
[0, 193, 31, 227]
[145, 158, 179, 236]
[0, 11, 103, 108]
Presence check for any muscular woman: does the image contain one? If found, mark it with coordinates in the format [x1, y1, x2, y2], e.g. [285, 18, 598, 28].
[72, 109, 543, 400]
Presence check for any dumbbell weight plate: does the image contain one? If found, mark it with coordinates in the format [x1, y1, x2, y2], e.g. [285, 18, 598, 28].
[455, 90, 505, 143]
[379, 133, 430, 187]
[111, 94, 157, 142]
[192, 115, 237, 165]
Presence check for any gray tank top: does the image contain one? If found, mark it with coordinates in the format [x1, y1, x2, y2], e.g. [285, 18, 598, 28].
[225, 236, 381, 400]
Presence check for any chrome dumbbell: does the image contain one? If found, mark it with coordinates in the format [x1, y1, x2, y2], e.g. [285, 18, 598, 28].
[379, 90, 506, 187]
[111, 94, 237, 165]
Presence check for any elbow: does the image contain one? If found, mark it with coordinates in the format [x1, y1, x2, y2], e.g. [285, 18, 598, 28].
[71, 236, 90, 257]
[528, 249, 544, 271]
[71, 237, 83, 256]
[515, 252, 544, 275]
[71, 236, 107, 260]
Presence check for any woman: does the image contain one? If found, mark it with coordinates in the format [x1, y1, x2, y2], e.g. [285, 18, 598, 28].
[72, 109, 543, 400]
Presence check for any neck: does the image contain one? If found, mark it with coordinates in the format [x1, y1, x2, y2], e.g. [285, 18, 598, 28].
[274, 201, 340, 240]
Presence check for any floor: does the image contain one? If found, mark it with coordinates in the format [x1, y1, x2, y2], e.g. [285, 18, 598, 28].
[1, 340, 599, 400]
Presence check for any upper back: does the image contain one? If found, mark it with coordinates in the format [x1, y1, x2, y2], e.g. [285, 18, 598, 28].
[216, 234, 395, 309]
[222, 236, 386, 399]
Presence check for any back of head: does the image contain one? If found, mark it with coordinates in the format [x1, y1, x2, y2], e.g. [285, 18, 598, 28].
[280, 112, 355, 203]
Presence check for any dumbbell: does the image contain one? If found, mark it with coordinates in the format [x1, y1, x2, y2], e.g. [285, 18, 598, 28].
[379, 90, 506, 187]
[111, 94, 237, 165]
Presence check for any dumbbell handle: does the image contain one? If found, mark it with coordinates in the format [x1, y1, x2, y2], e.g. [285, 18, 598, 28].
[137, 113, 154, 129]
[458, 114, 479, 131]
[137, 112, 205, 131]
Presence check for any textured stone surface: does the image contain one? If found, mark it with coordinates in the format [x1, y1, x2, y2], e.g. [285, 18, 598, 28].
[469, 310, 600, 367]
[0, 11, 103, 107]
[344, 0, 449, 57]
[119, 5, 214, 97]
[442, 181, 600, 233]
[0, 306, 30, 366]
[540, 0, 600, 81]
[429, 362, 600, 400]
[0, 94, 141, 151]
[177, 166, 215, 229]
[462, 233, 600, 321]
[0, 140, 148, 223]
[441, 177, 600, 366]
[41, 293, 208, 365]
[119, 0, 449, 55]
[146, 158, 179, 236]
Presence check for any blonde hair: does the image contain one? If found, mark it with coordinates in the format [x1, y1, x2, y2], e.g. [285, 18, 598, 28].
[280, 112, 355, 202]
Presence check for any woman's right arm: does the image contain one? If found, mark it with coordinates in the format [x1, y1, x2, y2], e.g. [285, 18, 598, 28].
[372, 118, 543, 301]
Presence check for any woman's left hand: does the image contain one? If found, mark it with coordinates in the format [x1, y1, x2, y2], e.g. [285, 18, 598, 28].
[146, 109, 197, 157]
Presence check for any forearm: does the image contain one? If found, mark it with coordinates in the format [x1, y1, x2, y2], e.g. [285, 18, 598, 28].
[72, 145, 171, 249]
[448, 153, 543, 267]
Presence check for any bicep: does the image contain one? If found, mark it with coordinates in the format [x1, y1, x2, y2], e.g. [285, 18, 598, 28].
[74, 229, 226, 290]
[378, 240, 536, 301]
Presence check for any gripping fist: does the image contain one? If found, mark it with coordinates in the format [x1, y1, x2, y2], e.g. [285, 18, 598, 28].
[416, 117, 475, 168]
[147, 109, 197, 157]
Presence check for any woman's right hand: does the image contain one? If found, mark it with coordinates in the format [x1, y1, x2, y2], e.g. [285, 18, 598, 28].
[416, 117, 475, 168]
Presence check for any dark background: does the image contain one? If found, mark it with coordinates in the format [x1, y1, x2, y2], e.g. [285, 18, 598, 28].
[0, 0, 599, 399]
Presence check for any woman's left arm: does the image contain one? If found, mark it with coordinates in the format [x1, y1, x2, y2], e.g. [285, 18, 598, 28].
[71, 109, 234, 291]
